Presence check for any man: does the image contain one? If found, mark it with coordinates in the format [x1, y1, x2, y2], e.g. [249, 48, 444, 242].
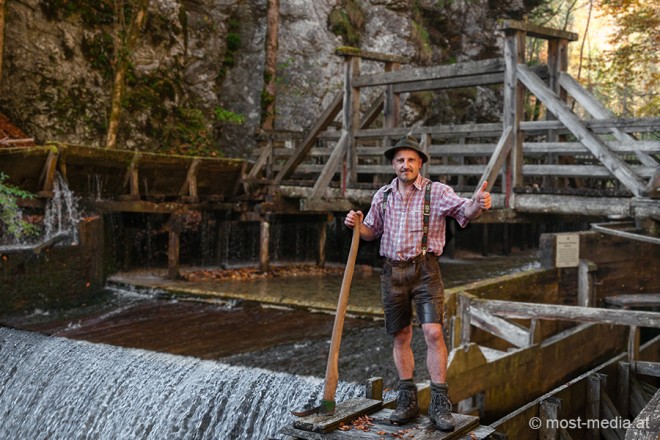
[344, 135, 491, 431]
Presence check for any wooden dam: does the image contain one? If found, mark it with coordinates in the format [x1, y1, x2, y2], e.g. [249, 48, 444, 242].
[1, 19, 659, 439]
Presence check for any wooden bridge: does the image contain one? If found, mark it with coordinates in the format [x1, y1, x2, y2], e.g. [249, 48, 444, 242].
[245, 19, 660, 225]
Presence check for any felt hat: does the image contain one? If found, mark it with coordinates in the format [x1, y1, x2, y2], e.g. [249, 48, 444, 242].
[384, 135, 428, 163]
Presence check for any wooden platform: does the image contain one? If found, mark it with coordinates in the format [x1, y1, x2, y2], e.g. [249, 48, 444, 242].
[604, 293, 660, 309]
[278, 398, 490, 439]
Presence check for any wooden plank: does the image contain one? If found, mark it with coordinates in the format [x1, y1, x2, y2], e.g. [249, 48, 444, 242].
[521, 116, 660, 133]
[617, 362, 630, 420]
[517, 64, 646, 197]
[274, 92, 343, 183]
[586, 374, 604, 440]
[590, 224, 660, 246]
[334, 46, 408, 64]
[353, 59, 505, 88]
[514, 194, 634, 217]
[605, 294, 660, 309]
[310, 131, 350, 199]
[539, 397, 562, 440]
[625, 388, 660, 440]
[392, 72, 504, 93]
[498, 19, 579, 41]
[600, 391, 625, 440]
[471, 299, 660, 328]
[633, 361, 660, 378]
[522, 164, 656, 178]
[472, 127, 513, 198]
[246, 140, 273, 179]
[523, 141, 660, 155]
[469, 306, 530, 348]
[179, 158, 201, 200]
[558, 72, 657, 167]
[292, 398, 382, 433]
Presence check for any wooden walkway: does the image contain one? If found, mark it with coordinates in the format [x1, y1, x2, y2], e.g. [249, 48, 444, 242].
[246, 20, 660, 222]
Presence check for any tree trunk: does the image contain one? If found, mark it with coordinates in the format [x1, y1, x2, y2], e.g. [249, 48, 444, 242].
[0, 0, 6, 83]
[261, 0, 279, 130]
[106, 0, 150, 149]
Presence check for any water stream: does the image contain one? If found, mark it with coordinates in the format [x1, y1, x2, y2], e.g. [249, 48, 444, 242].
[0, 326, 363, 439]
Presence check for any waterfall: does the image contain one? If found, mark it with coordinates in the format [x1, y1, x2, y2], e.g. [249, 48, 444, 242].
[44, 173, 82, 245]
[0, 327, 364, 439]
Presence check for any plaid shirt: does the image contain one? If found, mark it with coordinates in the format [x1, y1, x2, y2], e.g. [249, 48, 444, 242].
[363, 175, 473, 261]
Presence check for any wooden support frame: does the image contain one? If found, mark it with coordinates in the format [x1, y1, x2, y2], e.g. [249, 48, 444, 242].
[274, 92, 343, 184]
[343, 55, 361, 188]
[310, 130, 349, 199]
[179, 158, 201, 202]
[503, 30, 525, 204]
[469, 306, 530, 348]
[121, 152, 141, 201]
[559, 72, 657, 167]
[472, 126, 513, 198]
[38, 147, 59, 196]
[517, 64, 647, 197]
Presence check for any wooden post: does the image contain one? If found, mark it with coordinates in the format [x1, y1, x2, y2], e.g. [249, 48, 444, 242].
[628, 325, 640, 363]
[365, 377, 383, 401]
[383, 61, 400, 170]
[586, 374, 606, 440]
[544, 38, 568, 189]
[343, 55, 361, 189]
[0, 0, 5, 83]
[39, 148, 59, 197]
[167, 213, 183, 280]
[578, 259, 598, 307]
[420, 133, 431, 177]
[317, 218, 327, 268]
[459, 294, 472, 347]
[502, 28, 526, 206]
[259, 217, 270, 273]
[540, 397, 562, 440]
[616, 362, 630, 419]
[482, 224, 489, 257]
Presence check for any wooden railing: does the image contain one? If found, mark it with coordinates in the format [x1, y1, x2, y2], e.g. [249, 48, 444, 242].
[247, 20, 660, 217]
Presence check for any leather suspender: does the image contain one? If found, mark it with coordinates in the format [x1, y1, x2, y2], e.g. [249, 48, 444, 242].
[422, 182, 431, 255]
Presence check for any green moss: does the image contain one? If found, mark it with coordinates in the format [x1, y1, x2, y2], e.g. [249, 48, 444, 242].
[160, 107, 218, 157]
[40, 0, 114, 25]
[82, 31, 114, 78]
[218, 17, 242, 83]
[328, 0, 365, 47]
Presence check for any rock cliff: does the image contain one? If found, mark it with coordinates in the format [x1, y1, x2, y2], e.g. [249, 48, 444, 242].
[0, 0, 532, 157]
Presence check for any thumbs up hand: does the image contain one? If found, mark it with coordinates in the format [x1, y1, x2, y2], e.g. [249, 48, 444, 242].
[474, 181, 492, 210]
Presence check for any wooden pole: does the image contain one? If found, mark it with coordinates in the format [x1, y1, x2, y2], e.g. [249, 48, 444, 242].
[259, 217, 270, 273]
[577, 259, 597, 307]
[616, 362, 630, 420]
[0, 0, 5, 83]
[539, 397, 562, 440]
[261, 0, 279, 129]
[167, 213, 182, 280]
[316, 218, 326, 268]
[586, 373, 605, 440]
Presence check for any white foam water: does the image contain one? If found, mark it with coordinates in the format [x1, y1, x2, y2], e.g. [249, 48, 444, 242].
[0, 327, 364, 439]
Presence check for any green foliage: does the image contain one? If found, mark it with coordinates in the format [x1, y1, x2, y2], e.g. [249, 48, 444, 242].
[160, 108, 219, 157]
[328, 0, 365, 46]
[215, 107, 246, 125]
[0, 174, 39, 243]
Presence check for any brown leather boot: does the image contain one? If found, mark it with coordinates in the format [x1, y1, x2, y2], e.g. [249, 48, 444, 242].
[390, 382, 419, 425]
[429, 383, 455, 431]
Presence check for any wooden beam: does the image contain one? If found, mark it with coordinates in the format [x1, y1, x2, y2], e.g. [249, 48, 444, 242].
[471, 298, 660, 328]
[344, 56, 361, 186]
[259, 218, 269, 273]
[353, 58, 505, 88]
[591, 222, 660, 246]
[498, 19, 579, 41]
[559, 72, 657, 167]
[274, 92, 343, 183]
[38, 148, 59, 196]
[469, 306, 530, 348]
[577, 259, 597, 307]
[586, 374, 604, 440]
[310, 131, 349, 199]
[247, 140, 273, 179]
[334, 46, 408, 64]
[517, 64, 647, 196]
[503, 30, 525, 202]
[179, 158, 201, 201]
[626, 388, 660, 440]
[392, 72, 505, 92]
[473, 127, 513, 198]
[540, 397, 562, 440]
[617, 362, 630, 419]
[633, 361, 660, 378]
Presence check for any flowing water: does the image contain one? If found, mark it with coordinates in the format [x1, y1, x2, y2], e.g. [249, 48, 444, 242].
[0, 326, 363, 440]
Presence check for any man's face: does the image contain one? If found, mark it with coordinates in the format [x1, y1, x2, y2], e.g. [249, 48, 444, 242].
[391, 148, 423, 185]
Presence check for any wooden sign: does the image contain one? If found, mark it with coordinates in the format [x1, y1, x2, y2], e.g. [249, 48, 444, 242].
[556, 234, 580, 268]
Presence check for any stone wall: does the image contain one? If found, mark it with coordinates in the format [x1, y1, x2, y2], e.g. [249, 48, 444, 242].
[0, 215, 105, 314]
